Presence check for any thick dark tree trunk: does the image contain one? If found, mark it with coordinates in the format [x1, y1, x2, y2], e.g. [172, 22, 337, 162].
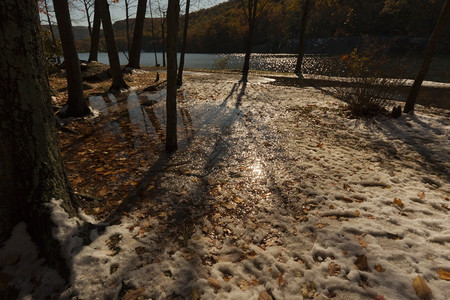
[88, 0, 101, 62]
[44, 0, 61, 64]
[404, 0, 450, 113]
[294, 0, 311, 74]
[0, 0, 76, 279]
[127, 0, 147, 68]
[166, 0, 179, 153]
[98, 0, 129, 90]
[177, 0, 190, 86]
[53, 0, 91, 117]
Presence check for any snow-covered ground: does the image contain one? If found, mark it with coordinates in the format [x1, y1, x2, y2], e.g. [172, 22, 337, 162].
[1, 72, 449, 299]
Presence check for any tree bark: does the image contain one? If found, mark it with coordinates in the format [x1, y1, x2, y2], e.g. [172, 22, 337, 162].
[53, 0, 91, 117]
[127, 0, 147, 68]
[177, 0, 190, 86]
[166, 0, 179, 153]
[404, 0, 450, 113]
[149, 0, 159, 66]
[88, 0, 101, 62]
[98, 0, 129, 90]
[161, 14, 167, 67]
[0, 0, 76, 279]
[294, 0, 311, 74]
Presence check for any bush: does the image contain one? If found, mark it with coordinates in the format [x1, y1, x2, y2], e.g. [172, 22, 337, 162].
[331, 48, 406, 117]
[213, 54, 230, 70]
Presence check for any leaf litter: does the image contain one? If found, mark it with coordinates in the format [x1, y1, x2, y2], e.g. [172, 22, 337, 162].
[1, 71, 449, 299]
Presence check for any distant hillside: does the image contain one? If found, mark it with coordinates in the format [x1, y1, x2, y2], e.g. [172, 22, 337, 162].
[42, 25, 92, 40]
[72, 0, 449, 54]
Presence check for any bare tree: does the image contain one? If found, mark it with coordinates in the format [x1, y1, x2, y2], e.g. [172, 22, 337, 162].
[1, 0, 77, 278]
[149, 0, 159, 66]
[53, 0, 91, 117]
[157, 1, 168, 67]
[166, 0, 180, 153]
[42, 0, 61, 64]
[88, 0, 101, 62]
[98, 0, 129, 90]
[294, 0, 311, 74]
[404, 0, 450, 113]
[177, 0, 191, 86]
[127, 0, 147, 68]
[241, 0, 268, 82]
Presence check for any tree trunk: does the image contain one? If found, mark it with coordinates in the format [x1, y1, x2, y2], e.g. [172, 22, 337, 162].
[53, 0, 91, 117]
[166, 0, 179, 153]
[98, 0, 129, 90]
[127, 0, 147, 68]
[88, 0, 101, 62]
[161, 15, 167, 67]
[241, 23, 255, 82]
[294, 0, 311, 74]
[177, 0, 190, 86]
[149, 0, 159, 66]
[44, 0, 61, 64]
[83, 0, 93, 37]
[404, 0, 450, 113]
[125, 0, 132, 56]
[0, 0, 76, 279]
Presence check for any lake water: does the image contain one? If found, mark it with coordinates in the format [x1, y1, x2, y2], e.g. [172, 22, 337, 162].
[78, 52, 450, 83]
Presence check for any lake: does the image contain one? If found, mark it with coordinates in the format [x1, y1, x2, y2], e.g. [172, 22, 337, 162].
[78, 52, 450, 83]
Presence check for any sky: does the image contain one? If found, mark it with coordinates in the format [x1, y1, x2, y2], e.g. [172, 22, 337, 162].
[64, 0, 227, 27]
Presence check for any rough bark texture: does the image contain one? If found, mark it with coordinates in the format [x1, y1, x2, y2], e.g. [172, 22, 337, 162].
[88, 0, 101, 62]
[294, 0, 311, 74]
[98, 0, 129, 90]
[177, 0, 190, 86]
[166, 0, 179, 153]
[0, 0, 75, 278]
[127, 0, 147, 68]
[53, 0, 90, 117]
[404, 0, 450, 113]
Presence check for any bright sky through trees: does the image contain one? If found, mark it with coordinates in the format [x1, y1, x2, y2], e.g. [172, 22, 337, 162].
[44, 0, 227, 26]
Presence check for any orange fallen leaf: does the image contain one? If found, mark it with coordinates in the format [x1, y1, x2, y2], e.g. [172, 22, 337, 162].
[393, 198, 404, 208]
[355, 254, 370, 271]
[238, 279, 250, 291]
[413, 275, 432, 300]
[278, 273, 286, 287]
[359, 239, 368, 248]
[374, 264, 386, 272]
[437, 268, 450, 280]
[418, 192, 425, 199]
[208, 277, 221, 290]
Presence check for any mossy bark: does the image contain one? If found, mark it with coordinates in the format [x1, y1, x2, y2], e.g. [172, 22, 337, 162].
[0, 0, 76, 279]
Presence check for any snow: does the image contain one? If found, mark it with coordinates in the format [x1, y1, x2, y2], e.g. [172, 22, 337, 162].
[1, 72, 449, 299]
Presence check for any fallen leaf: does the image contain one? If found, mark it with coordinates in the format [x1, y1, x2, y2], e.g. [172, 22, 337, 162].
[413, 275, 432, 300]
[278, 273, 286, 287]
[354, 210, 360, 217]
[191, 288, 200, 300]
[374, 264, 386, 272]
[393, 198, 404, 208]
[359, 239, 368, 248]
[317, 223, 327, 229]
[258, 290, 273, 300]
[316, 143, 324, 148]
[238, 279, 250, 291]
[122, 287, 145, 300]
[328, 262, 341, 276]
[418, 192, 425, 199]
[207, 277, 221, 290]
[301, 281, 317, 299]
[355, 255, 370, 271]
[375, 296, 386, 300]
[437, 268, 450, 280]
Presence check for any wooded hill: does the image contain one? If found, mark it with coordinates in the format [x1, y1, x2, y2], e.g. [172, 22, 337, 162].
[76, 0, 450, 54]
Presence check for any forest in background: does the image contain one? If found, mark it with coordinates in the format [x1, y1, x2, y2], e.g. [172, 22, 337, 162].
[68, 0, 450, 54]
